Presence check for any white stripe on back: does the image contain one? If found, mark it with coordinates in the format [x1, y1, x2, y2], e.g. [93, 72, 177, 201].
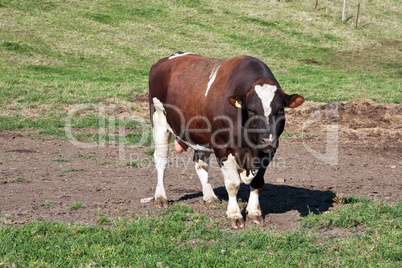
[205, 64, 221, 96]
[168, 52, 194, 59]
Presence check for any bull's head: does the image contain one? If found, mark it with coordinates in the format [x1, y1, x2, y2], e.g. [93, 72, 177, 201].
[229, 78, 304, 152]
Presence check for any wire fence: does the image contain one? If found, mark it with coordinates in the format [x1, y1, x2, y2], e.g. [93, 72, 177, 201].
[314, 0, 401, 28]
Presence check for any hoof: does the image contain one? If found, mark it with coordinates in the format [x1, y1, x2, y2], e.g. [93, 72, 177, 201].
[247, 214, 263, 225]
[229, 217, 245, 229]
[155, 197, 168, 208]
[205, 197, 220, 205]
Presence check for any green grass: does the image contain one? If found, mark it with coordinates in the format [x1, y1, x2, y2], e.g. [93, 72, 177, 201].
[0, 200, 400, 267]
[40, 201, 53, 208]
[60, 168, 83, 172]
[2, 215, 14, 221]
[126, 158, 153, 167]
[281, 131, 303, 139]
[69, 202, 84, 211]
[7, 153, 19, 162]
[302, 196, 401, 230]
[96, 161, 110, 166]
[50, 158, 70, 162]
[144, 148, 155, 156]
[97, 214, 110, 226]
[77, 153, 98, 161]
[0, 114, 152, 145]
[7, 176, 25, 183]
[75, 154, 110, 165]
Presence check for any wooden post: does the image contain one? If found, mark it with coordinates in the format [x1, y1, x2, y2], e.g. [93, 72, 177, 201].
[356, 3, 360, 28]
[315, 0, 319, 10]
[342, 0, 346, 21]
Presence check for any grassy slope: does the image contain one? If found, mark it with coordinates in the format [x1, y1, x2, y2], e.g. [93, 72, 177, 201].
[0, 0, 400, 109]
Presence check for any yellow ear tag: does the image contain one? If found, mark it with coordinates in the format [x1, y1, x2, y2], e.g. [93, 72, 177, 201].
[235, 100, 242, 108]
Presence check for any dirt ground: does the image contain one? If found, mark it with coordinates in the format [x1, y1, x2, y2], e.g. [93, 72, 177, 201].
[0, 99, 401, 231]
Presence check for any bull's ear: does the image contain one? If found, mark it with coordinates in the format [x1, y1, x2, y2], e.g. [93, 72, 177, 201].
[228, 96, 245, 109]
[286, 94, 304, 108]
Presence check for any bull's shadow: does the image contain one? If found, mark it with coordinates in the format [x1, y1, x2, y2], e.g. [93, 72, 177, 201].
[178, 183, 334, 217]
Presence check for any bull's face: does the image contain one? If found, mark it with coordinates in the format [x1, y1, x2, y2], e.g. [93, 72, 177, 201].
[229, 78, 304, 152]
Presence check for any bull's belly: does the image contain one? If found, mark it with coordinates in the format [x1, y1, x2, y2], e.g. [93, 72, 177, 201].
[175, 136, 213, 153]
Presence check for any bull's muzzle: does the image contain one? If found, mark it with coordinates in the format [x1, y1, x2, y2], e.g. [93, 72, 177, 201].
[259, 136, 278, 151]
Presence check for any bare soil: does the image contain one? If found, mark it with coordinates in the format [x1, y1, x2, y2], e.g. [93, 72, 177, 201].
[0, 99, 401, 231]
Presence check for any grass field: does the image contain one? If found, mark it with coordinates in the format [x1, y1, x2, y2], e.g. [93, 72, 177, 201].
[0, 0, 401, 266]
[0, 0, 400, 109]
[0, 199, 400, 267]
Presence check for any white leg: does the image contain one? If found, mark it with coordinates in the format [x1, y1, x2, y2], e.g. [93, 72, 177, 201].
[246, 187, 263, 224]
[194, 158, 219, 204]
[239, 169, 257, 185]
[220, 154, 244, 228]
[152, 108, 170, 208]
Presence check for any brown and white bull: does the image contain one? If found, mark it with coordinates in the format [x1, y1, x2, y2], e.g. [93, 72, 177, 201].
[148, 52, 304, 228]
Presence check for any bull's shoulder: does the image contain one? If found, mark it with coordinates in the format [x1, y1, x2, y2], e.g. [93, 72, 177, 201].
[227, 55, 260, 63]
[218, 55, 267, 77]
[229, 55, 267, 66]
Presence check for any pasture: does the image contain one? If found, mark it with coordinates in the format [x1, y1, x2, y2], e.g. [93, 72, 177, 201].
[0, 0, 401, 266]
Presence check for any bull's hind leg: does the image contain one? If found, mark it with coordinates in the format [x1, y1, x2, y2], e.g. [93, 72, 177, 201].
[152, 101, 171, 208]
[193, 151, 219, 204]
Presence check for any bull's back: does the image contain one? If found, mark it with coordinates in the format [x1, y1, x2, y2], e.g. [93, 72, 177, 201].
[150, 55, 225, 104]
[149, 54, 228, 135]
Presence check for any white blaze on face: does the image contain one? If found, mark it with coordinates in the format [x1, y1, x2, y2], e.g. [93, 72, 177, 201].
[254, 84, 277, 118]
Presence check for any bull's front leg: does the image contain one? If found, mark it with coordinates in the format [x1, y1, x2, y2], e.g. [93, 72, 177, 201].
[220, 154, 244, 228]
[239, 168, 264, 224]
[246, 170, 265, 224]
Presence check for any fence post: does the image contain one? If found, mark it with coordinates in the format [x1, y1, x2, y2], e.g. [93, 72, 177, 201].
[342, 0, 346, 21]
[356, 3, 360, 27]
